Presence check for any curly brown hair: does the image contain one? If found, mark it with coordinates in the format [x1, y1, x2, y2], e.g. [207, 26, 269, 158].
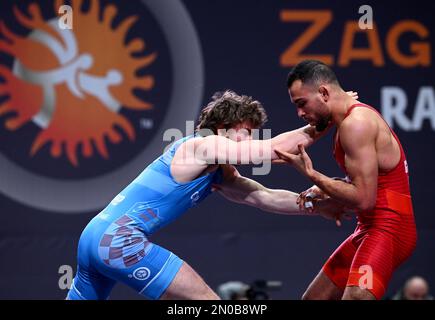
[196, 90, 268, 134]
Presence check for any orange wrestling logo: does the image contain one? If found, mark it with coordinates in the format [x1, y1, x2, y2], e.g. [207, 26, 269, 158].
[0, 0, 156, 166]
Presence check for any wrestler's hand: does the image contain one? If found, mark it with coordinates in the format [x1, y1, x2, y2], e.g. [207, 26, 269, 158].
[274, 144, 315, 178]
[346, 91, 359, 100]
[297, 185, 327, 213]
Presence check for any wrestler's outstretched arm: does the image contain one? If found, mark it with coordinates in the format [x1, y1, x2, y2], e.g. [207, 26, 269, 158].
[215, 165, 347, 221]
[191, 124, 321, 165]
[213, 165, 300, 214]
[171, 124, 325, 183]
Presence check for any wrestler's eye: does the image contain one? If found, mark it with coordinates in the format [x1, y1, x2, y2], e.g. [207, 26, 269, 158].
[297, 101, 306, 108]
[294, 99, 305, 108]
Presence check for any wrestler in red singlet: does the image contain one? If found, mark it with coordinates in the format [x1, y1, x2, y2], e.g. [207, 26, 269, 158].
[323, 103, 417, 299]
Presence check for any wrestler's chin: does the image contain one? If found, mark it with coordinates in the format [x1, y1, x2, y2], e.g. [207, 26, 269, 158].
[314, 117, 332, 132]
[315, 122, 328, 132]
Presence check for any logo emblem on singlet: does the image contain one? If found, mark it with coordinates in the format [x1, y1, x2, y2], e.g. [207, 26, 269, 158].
[132, 267, 151, 281]
[190, 191, 200, 206]
[404, 160, 409, 174]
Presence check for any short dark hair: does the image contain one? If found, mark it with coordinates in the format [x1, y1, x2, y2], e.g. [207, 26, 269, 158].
[286, 60, 340, 88]
[196, 90, 268, 134]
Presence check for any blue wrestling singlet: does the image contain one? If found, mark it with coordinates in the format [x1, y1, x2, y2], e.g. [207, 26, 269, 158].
[67, 135, 222, 300]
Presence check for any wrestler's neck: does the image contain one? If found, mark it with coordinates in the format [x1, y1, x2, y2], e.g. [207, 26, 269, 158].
[330, 90, 360, 127]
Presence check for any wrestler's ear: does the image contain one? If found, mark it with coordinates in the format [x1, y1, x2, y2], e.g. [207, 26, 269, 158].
[319, 85, 329, 102]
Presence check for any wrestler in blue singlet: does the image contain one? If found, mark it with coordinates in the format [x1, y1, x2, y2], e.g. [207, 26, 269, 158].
[67, 135, 222, 300]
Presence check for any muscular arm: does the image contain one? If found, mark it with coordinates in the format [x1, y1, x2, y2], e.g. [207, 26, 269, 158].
[215, 165, 302, 215]
[196, 124, 324, 165]
[307, 116, 379, 211]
